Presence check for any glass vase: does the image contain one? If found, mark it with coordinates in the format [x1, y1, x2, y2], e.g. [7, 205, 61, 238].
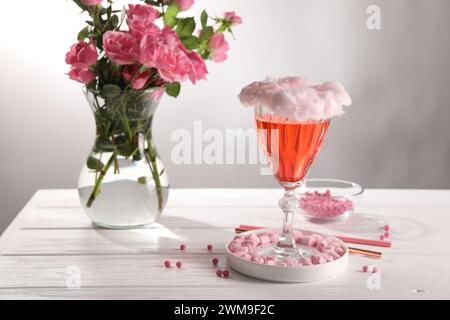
[78, 89, 169, 229]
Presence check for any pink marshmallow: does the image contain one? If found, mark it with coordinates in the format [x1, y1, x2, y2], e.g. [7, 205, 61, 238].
[270, 233, 280, 244]
[286, 258, 298, 267]
[251, 256, 265, 264]
[265, 259, 276, 266]
[311, 255, 326, 265]
[247, 234, 261, 246]
[334, 247, 345, 256]
[258, 235, 271, 245]
[299, 257, 312, 266]
[234, 247, 249, 255]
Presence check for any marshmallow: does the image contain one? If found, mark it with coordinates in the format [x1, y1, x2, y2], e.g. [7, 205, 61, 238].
[311, 255, 326, 265]
[251, 256, 265, 264]
[299, 257, 313, 266]
[334, 247, 345, 256]
[259, 235, 272, 245]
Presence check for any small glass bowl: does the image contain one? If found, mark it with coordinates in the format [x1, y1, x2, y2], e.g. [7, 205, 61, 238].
[297, 179, 364, 222]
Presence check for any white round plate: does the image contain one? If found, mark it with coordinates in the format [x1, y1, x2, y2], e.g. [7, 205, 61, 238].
[226, 229, 348, 283]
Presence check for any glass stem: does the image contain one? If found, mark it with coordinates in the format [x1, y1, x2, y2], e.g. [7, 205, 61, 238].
[276, 188, 300, 255]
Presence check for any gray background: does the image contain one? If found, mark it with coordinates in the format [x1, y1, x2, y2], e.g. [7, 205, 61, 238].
[1, 0, 449, 233]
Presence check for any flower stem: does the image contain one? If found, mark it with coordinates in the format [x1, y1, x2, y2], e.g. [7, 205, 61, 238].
[144, 137, 164, 212]
[86, 151, 116, 208]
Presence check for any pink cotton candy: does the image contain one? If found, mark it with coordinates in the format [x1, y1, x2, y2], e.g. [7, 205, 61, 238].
[239, 77, 352, 122]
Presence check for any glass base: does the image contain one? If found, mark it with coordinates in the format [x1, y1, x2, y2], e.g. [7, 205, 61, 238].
[257, 243, 317, 263]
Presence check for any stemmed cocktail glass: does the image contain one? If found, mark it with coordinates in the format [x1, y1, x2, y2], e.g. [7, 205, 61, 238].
[255, 105, 330, 261]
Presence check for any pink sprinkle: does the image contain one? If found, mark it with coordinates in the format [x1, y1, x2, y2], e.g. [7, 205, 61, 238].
[299, 190, 354, 218]
[379, 235, 385, 241]
[362, 265, 369, 273]
[179, 244, 186, 251]
[164, 260, 171, 268]
[207, 244, 213, 251]
[384, 232, 390, 238]
[176, 261, 183, 269]
[212, 258, 219, 266]
[373, 266, 380, 273]
[216, 269, 223, 277]
[222, 270, 230, 278]
[384, 225, 390, 231]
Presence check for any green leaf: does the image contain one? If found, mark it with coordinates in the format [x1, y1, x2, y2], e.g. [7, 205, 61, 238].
[94, 139, 115, 152]
[177, 18, 196, 38]
[181, 36, 199, 50]
[137, 177, 147, 185]
[164, 4, 179, 27]
[166, 82, 181, 98]
[106, 5, 112, 18]
[73, 0, 88, 11]
[199, 26, 214, 42]
[201, 10, 208, 28]
[78, 26, 90, 41]
[102, 84, 122, 99]
[87, 156, 105, 171]
[106, 15, 119, 29]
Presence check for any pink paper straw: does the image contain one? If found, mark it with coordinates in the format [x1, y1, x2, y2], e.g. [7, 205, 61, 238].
[237, 225, 391, 248]
[334, 235, 391, 248]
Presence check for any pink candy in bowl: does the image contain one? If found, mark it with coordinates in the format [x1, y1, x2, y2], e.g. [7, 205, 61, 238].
[298, 179, 364, 222]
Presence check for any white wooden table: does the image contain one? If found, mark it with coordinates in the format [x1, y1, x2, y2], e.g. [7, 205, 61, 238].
[1, 189, 450, 300]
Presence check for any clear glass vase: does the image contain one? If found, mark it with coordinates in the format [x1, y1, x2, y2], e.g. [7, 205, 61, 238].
[78, 89, 169, 229]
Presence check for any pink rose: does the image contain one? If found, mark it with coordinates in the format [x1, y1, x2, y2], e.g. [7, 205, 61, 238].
[68, 66, 96, 84]
[176, 0, 194, 12]
[122, 65, 152, 90]
[208, 33, 230, 63]
[81, 0, 102, 6]
[224, 11, 242, 26]
[103, 31, 140, 65]
[127, 4, 161, 41]
[186, 51, 207, 84]
[65, 41, 98, 84]
[65, 41, 98, 67]
[140, 27, 207, 84]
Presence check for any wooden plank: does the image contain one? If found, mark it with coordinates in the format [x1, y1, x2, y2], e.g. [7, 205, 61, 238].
[2, 214, 449, 256]
[31, 189, 450, 209]
[1, 254, 449, 297]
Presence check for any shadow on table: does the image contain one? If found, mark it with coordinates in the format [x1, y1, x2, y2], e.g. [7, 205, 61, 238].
[319, 212, 433, 242]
